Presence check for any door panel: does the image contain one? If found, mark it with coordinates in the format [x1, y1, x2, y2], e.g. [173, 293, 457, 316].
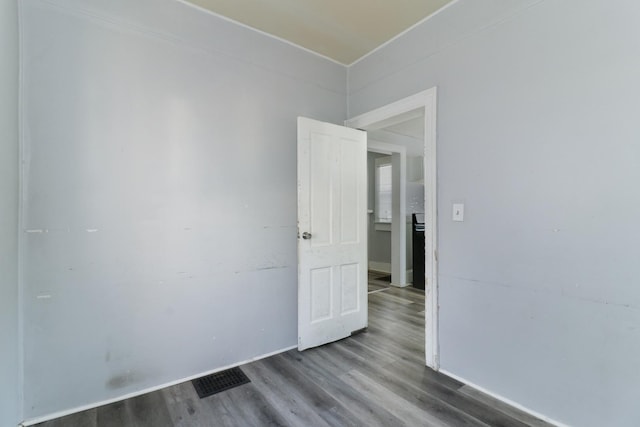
[298, 117, 367, 351]
[340, 263, 360, 315]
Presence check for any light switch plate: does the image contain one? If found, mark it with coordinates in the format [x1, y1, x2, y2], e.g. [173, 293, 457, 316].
[452, 204, 464, 222]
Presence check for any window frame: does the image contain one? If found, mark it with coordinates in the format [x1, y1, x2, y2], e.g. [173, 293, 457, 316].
[374, 156, 392, 226]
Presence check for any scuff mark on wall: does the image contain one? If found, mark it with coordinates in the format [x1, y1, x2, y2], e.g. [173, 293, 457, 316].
[234, 265, 289, 274]
[106, 371, 142, 390]
[256, 265, 288, 271]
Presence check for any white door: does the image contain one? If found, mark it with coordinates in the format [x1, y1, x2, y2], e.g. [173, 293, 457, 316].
[297, 117, 368, 351]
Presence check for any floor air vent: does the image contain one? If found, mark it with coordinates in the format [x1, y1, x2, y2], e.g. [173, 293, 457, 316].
[192, 367, 251, 398]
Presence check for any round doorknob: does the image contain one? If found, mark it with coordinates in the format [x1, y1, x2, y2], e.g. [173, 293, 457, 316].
[302, 232, 312, 240]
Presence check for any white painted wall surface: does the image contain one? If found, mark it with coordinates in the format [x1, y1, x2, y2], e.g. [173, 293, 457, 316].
[0, 0, 21, 426]
[350, 1, 640, 425]
[21, 0, 345, 420]
[0, 0, 20, 425]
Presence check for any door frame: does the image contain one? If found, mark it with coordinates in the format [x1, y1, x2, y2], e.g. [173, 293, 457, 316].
[345, 88, 439, 370]
[368, 140, 407, 287]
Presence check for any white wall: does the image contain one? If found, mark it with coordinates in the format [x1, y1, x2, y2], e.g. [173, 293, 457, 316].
[21, 0, 345, 420]
[0, 0, 20, 425]
[350, 1, 640, 425]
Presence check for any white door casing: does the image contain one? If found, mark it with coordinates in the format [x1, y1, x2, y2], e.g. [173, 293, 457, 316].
[297, 117, 368, 351]
[345, 88, 439, 369]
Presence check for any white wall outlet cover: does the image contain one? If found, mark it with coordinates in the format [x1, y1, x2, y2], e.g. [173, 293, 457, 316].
[452, 203, 464, 222]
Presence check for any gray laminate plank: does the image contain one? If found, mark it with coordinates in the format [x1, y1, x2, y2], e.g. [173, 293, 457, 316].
[318, 341, 489, 427]
[350, 329, 425, 365]
[279, 351, 406, 427]
[259, 355, 362, 427]
[162, 382, 218, 427]
[368, 282, 389, 292]
[339, 369, 446, 427]
[369, 294, 425, 315]
[378, 357, 466, 392]
[37, 408, 97, 427]
[208, 382, 290, 427]
[380, 359, 535, 427]
[126, 390, 174, 427]
[242, 360, 332, 427]
[369, 295, 425, 316]
[96, 400, 132, 427]
[367, 304, 426, 329]
[367, 307, 425, 333]
[334, 336, 399, 368]
[458, 385, 550, 427]
[355, 324, 425, 360]
[389, 287, 426, 301]
[366, 313, 425, 341]
[370, 291, 416, 305]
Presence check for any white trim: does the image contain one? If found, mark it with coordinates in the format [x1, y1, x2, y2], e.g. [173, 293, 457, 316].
[346, 87, 439, 370]
[423, 88, 438, 370]
[368, 261, 391, 274]
[439, 369, 568, 427]
[173, 0, 346, 67]
[348, 0, 462, 67]
[21, 345, 297, 426]
[368, 139, 407, 155]
[373, 222, 391, 232]
[347, 89, 433, 130]
[17, 0, 26, 423]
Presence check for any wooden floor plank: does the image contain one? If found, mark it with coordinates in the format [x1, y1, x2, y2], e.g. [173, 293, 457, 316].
[381, 358, 533, 427]
[40, 408, 97, 427]
[95, 400, 132, 427]
[368, 282, 389, 292]
[316, 341, 489, 427]
[458, 385, 550, 427]
[126, 390, 174, 427]
[258, 355, 362, 427]
[162, 382, 219, 427]
[204, 383, 289, 427]
[339, 369, 447, 427]
[279, 351, 406, 427]
[242, 360, 332, 427]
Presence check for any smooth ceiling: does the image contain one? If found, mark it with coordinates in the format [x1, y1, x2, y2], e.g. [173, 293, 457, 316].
[184, 0, 455, 65]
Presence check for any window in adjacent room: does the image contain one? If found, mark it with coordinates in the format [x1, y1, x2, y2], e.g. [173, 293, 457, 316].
[375, 156, 392, 223]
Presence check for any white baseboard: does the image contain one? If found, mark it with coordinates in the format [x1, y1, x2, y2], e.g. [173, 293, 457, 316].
[368, 261, 391, 273]
[439, 369, 568, 427]
[389, 282, 410, 288]
[21, 345, 298, 426]
[368, 263, 414, 286]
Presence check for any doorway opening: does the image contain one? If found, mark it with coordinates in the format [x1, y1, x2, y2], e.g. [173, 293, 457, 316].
[345, 88, 438, 369]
